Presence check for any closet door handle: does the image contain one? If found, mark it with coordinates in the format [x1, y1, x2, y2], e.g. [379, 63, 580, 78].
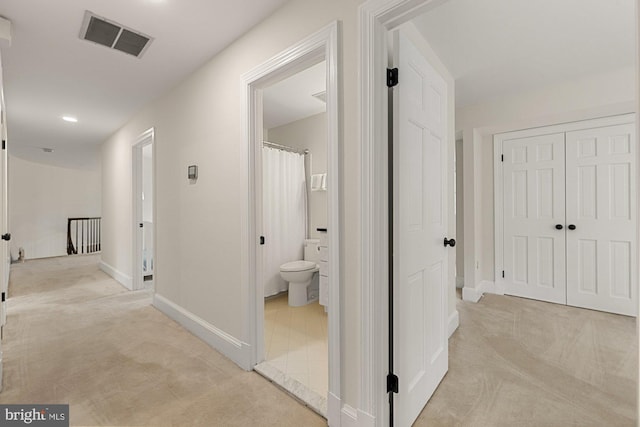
[555, 224, 563, 230]
[568, 224, 576, 230]
[444, 237, 456, 247]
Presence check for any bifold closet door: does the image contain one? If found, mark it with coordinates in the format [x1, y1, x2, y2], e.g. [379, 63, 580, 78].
[503, 133, 566, 304]
[565, 124, 637, 316]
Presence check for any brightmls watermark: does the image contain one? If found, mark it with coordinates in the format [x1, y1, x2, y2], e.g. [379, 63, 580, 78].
[0, 405, 68, 426]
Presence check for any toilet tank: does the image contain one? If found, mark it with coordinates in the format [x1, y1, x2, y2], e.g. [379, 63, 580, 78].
[303, 239, 321, 263]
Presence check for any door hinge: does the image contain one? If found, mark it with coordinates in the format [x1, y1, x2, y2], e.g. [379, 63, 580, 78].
[259, 236, 265, 245]
[387, 68, 399, 88]
[387, 373, 399, 394]
[1, 292, 5, 302]
[501, 154, 504, 162]
[2, 140, 5, 150]
[502, 270, 505, 278]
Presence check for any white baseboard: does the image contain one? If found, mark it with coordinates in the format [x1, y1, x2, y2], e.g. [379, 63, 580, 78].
[448, 310, 459, 338]
[462, 280, 504, 303]
[153, 294, 251, 370]
[340, 405, 359, 427]
[99, 261, 132, 290]
[456, 276, 464, 288]
[328, 393, 341, 426]
[462, 285, 482, 302]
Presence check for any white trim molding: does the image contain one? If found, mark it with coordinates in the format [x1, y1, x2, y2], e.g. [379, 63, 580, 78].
[448, 310, 459, 338]
[99, 260, 132, 290]
[153, 294, 251, 369]
[240, 21, 342, 426]
[462, 280, 503, 303]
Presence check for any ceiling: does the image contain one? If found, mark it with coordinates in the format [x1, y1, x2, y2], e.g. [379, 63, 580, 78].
[413, 0, 636, 108]
[0, 0, 289, 169]
[263, 61, 326, 130]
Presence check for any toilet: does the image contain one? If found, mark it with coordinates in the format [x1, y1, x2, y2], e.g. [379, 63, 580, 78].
[280, 239, 320, 306]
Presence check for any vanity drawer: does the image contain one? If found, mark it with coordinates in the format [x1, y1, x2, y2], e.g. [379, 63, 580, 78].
[319, 275, 329, 306]
[319, 246, 329, 262]
[319, 260, 329, 276]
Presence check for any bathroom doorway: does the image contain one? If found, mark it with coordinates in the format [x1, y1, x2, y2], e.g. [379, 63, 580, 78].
[132, 128, 155, 291]
[242, 22, 341, 422]
[258, 60, 329, 415]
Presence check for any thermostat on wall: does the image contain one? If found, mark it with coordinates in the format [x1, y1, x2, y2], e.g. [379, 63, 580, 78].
[188, 165, 198, 180]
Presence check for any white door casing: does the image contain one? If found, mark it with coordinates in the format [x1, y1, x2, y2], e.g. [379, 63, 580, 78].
[132, 129, 154, 292]
[502, 133, 566, 304]
[392, 30, 448, 427]
[565, 123, 637, 316]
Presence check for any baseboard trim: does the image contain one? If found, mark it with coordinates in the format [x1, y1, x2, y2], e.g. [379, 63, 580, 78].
[340, 405, 359, 427]
[153, 294, 251, 370]
[448, 310, 459, 338]
[328, 392, 341, 426]
[462, 280, 504, 303]
[99, 261, 132, 290]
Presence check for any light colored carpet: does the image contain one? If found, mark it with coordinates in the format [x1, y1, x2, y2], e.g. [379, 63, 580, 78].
[415, 291, 637, 426]
[0, 255, 325, 426]
[0, 255, 636, 426]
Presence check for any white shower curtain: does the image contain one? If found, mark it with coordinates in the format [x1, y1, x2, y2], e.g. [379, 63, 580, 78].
[263, 146, 308, 297]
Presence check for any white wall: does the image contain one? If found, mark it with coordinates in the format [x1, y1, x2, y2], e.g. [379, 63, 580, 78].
[101, 0, 363, 408]
[142, 146, 153, 223]
[457, 66, 636, 285]
[268, 112, 327, 239]
[455, 139, 464, 283]
[9, 156, 101, 260]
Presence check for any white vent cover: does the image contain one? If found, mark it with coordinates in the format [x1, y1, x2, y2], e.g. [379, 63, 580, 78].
[79, 11, 153, 58]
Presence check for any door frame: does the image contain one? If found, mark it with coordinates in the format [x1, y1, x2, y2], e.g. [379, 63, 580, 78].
[494, 113, 636, 294]
[132, 128, 155, 291]
[360, 0, 454, 425]
[240, 21, 342, 424]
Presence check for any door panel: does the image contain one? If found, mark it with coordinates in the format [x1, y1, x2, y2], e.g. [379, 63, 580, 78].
[393, 30, 448, 427]
[566, 124, 637, 316]
[503, 133, 566, 304]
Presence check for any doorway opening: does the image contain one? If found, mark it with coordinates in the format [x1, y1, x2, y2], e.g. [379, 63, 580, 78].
[241, 22, 341, 423]
[361, 0, 638, 425]
[132, 128, 155, 291]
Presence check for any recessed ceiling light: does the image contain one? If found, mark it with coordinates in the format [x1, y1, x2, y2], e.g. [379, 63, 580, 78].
[62, 116, 78, 123]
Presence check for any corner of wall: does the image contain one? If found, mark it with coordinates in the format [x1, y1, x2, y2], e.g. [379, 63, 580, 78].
[152, 294, 251, 370]
[99, 260, 132, 290]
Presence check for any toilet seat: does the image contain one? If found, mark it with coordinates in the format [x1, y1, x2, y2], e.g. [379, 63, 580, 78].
[280, 260, 317, 272]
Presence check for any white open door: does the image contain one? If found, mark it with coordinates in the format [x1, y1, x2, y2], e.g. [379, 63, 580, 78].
[392, 30, 449, 427]
[565, 123, 637, 316]
[502, 133, 567, 304]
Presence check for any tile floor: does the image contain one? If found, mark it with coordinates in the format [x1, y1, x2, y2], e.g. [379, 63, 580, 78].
[263, 293, 328, 400]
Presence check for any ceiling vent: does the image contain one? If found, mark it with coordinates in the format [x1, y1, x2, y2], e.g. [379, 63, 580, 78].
[80, 11, 153, 58]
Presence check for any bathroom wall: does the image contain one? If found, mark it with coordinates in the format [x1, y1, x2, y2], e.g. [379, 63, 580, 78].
[10, 156, 101, 260]
[268, 112, 327, 239]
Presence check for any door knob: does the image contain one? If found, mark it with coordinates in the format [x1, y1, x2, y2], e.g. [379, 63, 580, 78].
[139, 223, 143, 228]
[555, 224, 563, 230]
[568, 224, 576, 230]
[1, 233, 9, 241]
[444, 237, 456, 247]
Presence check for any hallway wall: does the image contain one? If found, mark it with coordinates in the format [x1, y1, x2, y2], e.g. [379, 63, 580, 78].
[10, 156, 101, 260]
[101, 0, 364, 408]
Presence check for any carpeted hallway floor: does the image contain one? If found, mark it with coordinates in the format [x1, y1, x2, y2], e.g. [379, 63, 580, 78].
[0, 255, 636, 426]
[0, 255, 324, 426]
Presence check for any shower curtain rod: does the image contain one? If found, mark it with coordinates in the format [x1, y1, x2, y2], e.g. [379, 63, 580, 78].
[263, 141, 309, 155]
